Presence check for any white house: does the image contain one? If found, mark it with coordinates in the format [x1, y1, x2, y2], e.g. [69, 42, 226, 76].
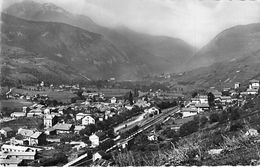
[44, 114, 58, 128]
[89, 131, 106, 147]
[249, 79, 260, 89]
[199, 95, 208, 104]
[144, 107, 160, 115]
[11, 112, 26, 118]
[190, 98, 200, 104]
[181, 108, 198, 118]
[221, 96, 232, 104]
[76, 113, 89, 121]
[245, 128, 259, 137]
[93, 151, 106, 162]
[195, 103, 210, 112]
[110, 97, 116, 104]
[82, 115, 95, 125]
[234, 82, 240, 89]
[246, 88, 259, 95]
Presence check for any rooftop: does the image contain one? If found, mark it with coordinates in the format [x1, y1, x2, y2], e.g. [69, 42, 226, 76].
[30, 132, 43, 139]
[249, 79, 259, 83]
[53, 123, 73, 131]
[1, 127, 13, 132]
[0, 158, 23, 164]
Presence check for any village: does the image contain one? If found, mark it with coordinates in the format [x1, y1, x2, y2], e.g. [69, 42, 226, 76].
[0, 79, 259, 166]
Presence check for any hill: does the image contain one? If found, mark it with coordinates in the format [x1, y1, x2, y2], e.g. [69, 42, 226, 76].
[1, 13, 157, 85]
[4, 0, 195, 74]
[186, 23, 260, 70]
[171, 51, 260, 90]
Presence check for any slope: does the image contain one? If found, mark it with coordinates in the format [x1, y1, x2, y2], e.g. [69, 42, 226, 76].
[186, 23, 260, 70]
[4, 0, 194, 73]
[1, 13, 154, 85]
[173, 49, 260, 89]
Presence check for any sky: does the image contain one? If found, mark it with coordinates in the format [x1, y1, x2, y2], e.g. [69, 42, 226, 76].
[2, 0, 260, 48]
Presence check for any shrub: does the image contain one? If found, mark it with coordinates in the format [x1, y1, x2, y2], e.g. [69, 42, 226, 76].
[179, 120, 199, 137]
[230, 122, 243, 131]
[209, 113, 220, 123]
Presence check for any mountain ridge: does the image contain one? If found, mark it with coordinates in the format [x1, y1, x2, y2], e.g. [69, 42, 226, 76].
[4, 0, 195, 73]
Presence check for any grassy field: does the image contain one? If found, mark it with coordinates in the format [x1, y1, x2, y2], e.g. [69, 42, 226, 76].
[0, 117, 43, 132]
[0, 99, 33, 117]
[12, 88, 77, 103]
[1, 99, 33, 110]
[87, 88, 131, 98]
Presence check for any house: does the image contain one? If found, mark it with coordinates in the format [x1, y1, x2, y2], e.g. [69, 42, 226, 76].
[198, 95, 208, 104]
[74, 126, 85, 134]
[44, 114, 58, 128]
[0, 127, 14, 138]
[181, 108, 198, 118]
[195, 103, 209, 112]
[144, 107, 160, 115]
[29, 132, 46, 146]
[110, 97, 116, 104]
[245, 128, 259, 137]
[82, 115, 95, 125]
[11, 112, 26, 118]
[1, 145, 41, 153]
[93, 151, 107, 162]
[249, 79, 260, 89]
[235, 82, 240, 89]
[0, 158, 24, 167]
[53, 124, 74, 134]
[45, 127, 57, 136]
[147, 132, 159, 141]
[221, 96, 232, 104]
[134, 99, 151, 108]
[246, 88, 259, 95]
[191, 98, 200, 104]
[0, 150, 36, 160]
[70, 141, 88, 151]
[76, 113, 89, 121]
[17, 128, 36, 139]
[89, 131, 106, 147]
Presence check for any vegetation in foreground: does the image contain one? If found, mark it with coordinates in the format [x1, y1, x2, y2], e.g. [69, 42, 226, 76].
[112, 95, 260, 166]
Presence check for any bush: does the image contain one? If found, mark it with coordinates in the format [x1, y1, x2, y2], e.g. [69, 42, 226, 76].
[230, 122, 243, 131]
[199, 116, 208, 127]
[230, 108, 240, 121]
[212, 131, 224, 146]
[162, 127, 179, 139]
[209, 113, 220, 123]
[179, 120, 199, 137]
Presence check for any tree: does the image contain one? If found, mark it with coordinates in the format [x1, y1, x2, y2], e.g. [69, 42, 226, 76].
[128, 91, 134, 105]
[99, 139, 115, 150]
[79, 124, 96, 136]
[207, 92, 215, 108]
[191, 91, 198, 98]
[134, 88, 139, 97]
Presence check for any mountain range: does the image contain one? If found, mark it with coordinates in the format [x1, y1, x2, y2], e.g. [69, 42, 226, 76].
[172, 23, 260, 89]
[1, 0, 195, 86]
[1, 0, 260, 89]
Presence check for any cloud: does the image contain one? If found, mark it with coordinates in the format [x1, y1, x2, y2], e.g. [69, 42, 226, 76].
[2, 0, 260, 48]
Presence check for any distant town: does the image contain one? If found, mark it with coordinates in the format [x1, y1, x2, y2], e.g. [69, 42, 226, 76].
[0, 78, 259, 166]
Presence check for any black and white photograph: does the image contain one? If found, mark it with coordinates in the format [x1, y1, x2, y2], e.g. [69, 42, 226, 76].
[1, 0, 260, 166]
